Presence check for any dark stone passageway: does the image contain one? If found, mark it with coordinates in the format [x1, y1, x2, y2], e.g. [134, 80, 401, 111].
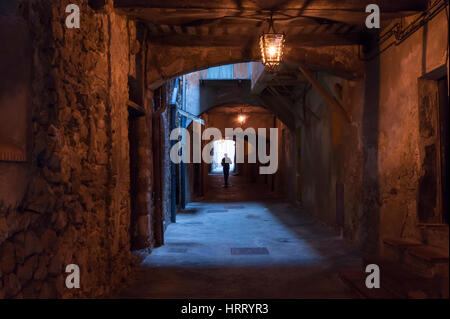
[0, 0, 448, 300]
[203, 175, 277, 202]
[118, 176, 361, 298]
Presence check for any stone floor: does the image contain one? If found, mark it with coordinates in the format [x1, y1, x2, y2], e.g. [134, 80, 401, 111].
[118, 175, 361, 298]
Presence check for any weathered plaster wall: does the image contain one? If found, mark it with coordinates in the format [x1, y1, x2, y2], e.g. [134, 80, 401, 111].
[182, 65, 253, 119]
[374, 10, 448, 251]
[301, 9, 448, 253]
[276, 119, 297, 203]
[183, 72, 202, 117]
[301, 73, 365, 245]
[0, 0, 136, 298]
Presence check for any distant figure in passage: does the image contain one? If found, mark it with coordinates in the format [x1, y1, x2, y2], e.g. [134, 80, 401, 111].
[221, 153, 232, 187]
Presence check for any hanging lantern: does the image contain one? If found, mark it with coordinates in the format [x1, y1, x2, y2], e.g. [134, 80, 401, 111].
[237, 108, 246, 124]
[259, 14, 285, 70]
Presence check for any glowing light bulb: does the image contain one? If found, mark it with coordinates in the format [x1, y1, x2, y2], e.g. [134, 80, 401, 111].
[238, 115, 246, 123]
[268, 46, 276, 57]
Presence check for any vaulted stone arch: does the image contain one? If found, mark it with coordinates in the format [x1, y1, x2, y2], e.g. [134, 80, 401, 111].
[145, 43, 365, 90]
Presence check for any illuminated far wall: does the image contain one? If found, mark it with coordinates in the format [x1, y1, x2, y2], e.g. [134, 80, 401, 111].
[211, 139, 236, 172]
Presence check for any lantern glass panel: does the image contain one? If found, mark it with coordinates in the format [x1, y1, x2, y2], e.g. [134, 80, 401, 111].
[259, 33, 285, 68]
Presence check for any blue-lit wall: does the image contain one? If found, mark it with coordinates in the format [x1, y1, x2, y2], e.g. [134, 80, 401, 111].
[199, 63, 251, 80]
[182, 63, 255, 122]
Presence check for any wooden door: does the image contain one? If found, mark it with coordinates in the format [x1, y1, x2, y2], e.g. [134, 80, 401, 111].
[152, 87, 165, 247]
[417, 79, 443, 223]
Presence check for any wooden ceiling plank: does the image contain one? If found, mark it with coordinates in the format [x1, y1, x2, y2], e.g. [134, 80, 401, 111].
[160, 24, 171, 33]
[115, 1, 427, 26]
[147, 32, 362, 47]
[114, 0, 428, 12]
[186, 26, 196, 35]
[173, 25, 183, 34]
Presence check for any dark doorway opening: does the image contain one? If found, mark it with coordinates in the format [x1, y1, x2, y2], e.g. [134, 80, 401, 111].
[152, 86, 165, 247]
[417, 68, 449, 225]
[128, 106, 146, 250]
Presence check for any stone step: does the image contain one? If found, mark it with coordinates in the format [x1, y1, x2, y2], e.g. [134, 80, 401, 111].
[418, 224, 449, 252]
[383, 237, 422, 263]
[408, 245, 449, 263]
[384, 237, 448, 280]
[338, 269, 402, 299]
[383, 237, 422, 248]
[403, 245, 449, 280]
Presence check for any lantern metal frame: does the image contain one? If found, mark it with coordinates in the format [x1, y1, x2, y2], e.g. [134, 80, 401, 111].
[259, 13, 286, 70]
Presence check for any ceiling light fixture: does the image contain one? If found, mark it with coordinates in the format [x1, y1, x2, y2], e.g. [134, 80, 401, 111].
[237, 108, 246, 124]
[259, 13, 285, 70]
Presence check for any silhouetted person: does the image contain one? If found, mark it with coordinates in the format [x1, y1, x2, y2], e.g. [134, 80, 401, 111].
[221, 153, 232, 187]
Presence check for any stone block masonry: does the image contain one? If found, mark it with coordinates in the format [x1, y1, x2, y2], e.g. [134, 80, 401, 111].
[0, 0, 137, 298]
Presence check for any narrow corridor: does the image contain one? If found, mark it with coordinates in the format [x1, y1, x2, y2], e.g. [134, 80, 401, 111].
[119, 176, 361, 298]
[1, 0, 448, 300]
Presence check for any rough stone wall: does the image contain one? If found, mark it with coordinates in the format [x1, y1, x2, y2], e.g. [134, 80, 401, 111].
[161, 84, 173, 230]
[301, 73, 365, 245]
[373, 10, 448, 251]
[0, 0, 135, 298]
[130, 99, 154, 250]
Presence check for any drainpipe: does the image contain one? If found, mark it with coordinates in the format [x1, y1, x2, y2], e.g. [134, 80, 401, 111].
[171, 78, 179, 105]
[169, 80, 179, 222]
[180, 116, 186, 209]
[170, 103, 177, 223]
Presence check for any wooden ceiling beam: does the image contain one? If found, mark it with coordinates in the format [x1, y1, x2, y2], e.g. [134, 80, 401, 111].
[114, 0, 427, 27]
[115, 0, 428, 12]
[146, 32, 363, 47]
